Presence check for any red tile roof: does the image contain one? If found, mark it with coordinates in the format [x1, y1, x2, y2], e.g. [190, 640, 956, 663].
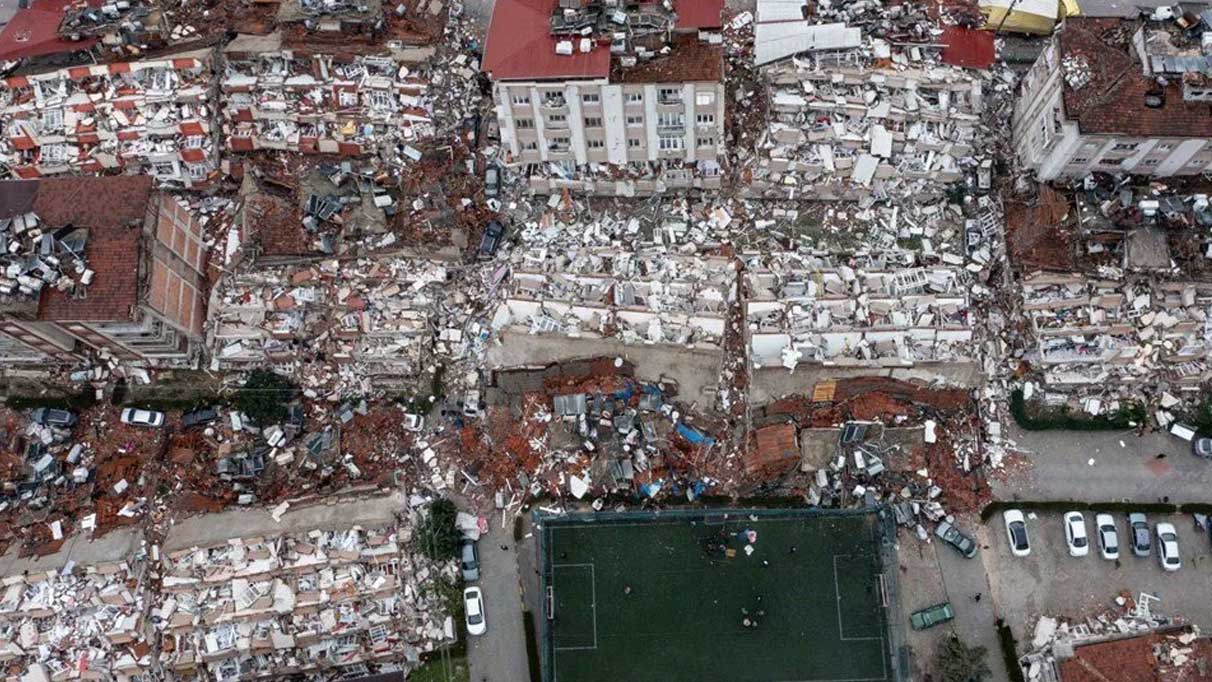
[0, 0, 99, 61]
[940, 26, 995, 69]
[675, 0, 724, 29]
[1059, 18, 1212, 138]
[1059, 634, 1162, 682]
[28, 176, 154, 322]
[482, 0, 610, 81]
[610, 33, 723, 84]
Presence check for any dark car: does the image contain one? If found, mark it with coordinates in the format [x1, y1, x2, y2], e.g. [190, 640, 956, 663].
[182, 407, 220, 428]
[479, 220, 504, 259]
[1128, 513, 1152, 557]
[910, 602, 954, 630]
[30, 408, 76, 427]
[934, 520, 978, 559]
[1193, 435, 1212, 459]
[460, 539, 480, 581]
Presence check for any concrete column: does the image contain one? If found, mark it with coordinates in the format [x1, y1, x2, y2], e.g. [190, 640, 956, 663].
[602, 85, 626, 165]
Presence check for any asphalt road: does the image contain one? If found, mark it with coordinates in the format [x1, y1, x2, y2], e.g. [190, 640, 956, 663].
[996, 424, 1212, 504]
[467, 519, 532, 682]
[936, 523, 1011, 682]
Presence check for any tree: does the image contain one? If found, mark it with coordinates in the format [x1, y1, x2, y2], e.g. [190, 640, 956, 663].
[937, 636, 991, 682]
[235, 370, 294, 425]
[418, 498, 461, 561]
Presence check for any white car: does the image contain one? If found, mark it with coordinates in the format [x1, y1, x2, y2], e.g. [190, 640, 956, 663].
[1003, 509, 1031, 557]
[403, 413, 425, 432]
[1064, 512, 1089, 557]
[1095, 514, 1119, 560]
[120, 408, 165, 428]
[464, 586, 486, 636]
[1156, 522, 1181, 571]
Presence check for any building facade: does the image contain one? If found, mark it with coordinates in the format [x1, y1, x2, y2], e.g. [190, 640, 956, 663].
[484, 0, 727, 195]
[1014, 17, 1212, 180]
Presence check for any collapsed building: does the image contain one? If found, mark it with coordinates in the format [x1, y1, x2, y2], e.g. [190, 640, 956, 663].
[1021, 272, 1212, 389]
[1014, 13, 1212, 181]
[0, 557, 150, 682]
[158, 521, 453, 682]
[0, 0, 173, 66]
[0, 48, 217, 187]
[0, 176, 209, 369]
[748, 1, 990, 200]
[744, 254, 979, 395]
[484, 0, 728, 195]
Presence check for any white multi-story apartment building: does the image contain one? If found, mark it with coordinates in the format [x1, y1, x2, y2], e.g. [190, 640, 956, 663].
[483, 0, 727, 195]
[1014, 16, 1212, 180]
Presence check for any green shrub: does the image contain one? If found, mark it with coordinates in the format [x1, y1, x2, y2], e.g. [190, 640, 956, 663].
[996, 620, 1026, 682]
[523, 611, 541, 682]
[418, 498, 462, 561]
[937, 635, 992, 682]
[1010, 389, 1145, 431]
[234, 370, 294, 425]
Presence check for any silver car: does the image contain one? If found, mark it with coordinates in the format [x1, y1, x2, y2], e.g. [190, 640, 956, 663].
[1127, 513, 1151, 557]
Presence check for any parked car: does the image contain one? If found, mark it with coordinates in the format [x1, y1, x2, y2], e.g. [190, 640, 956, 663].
[1128, 513, 1152, 557]
[935, 521, 978, 558]
[120, 408, 165, 428]
[30, 408, 77, 427]
[460, 539, 480, 581]
[484, 164, 500, 198]
[1095, 513, 1119, 560]
[1064, 512, 1090, 557]
[1156, 522, 1181, 571]
[478, 219, 504, 259]
[1193, 434, 1212, 459]
[464, 586, 487, 635]
[1003, 509, 1031, 557]
[910, 602, 955, 630]
[181, 406, 219, 428]
[403, 413, 425, 432]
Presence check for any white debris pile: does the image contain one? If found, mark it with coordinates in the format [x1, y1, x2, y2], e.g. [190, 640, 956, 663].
[157, 521, 456, 680]
[0, 212, 93, 301]
[0, 560, 150, 682]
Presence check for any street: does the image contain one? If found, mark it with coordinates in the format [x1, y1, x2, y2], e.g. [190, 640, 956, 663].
[996, 424, 1212, 504]
[466, 518, 532, 682]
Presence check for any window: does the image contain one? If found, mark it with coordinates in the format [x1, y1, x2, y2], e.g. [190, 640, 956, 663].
[627, 92, 643, 103]
[582, 93, 600, 104]
[515, 118, 534, 129]
[338, 90, 358, 107]
[698, 137, 715, 148]
[1142, 159, 1160, 166]
[627, 115, 643, 127]
[185, 135, 207, 149]
[1157, 143, 1174, 151]
[587, 138, 604, 149]
[41, 144, 69, 164]
[511, 93, 530, 105]
[584, 117, 603, 128]
[696, 113, 715, 126]
[658, 135, 683, 151]
[368, 90, 394, 111]
[547, 114, 567, 128]
[657, 112, 684, 128]
[550, 136, 570, 151]
[522, 141, 538, 151]
[153, 161, 177, 177]
[40, 108, 63, 131]
[628, 138, 641, 148]
[1112, 143, 1137, 151]
[1071, 157, 1089, 164]
[658, 87, 681, 104]
[696, 91, 715, 106]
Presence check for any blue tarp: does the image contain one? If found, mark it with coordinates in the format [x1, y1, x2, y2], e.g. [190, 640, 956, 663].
[676, 423, 716, 446]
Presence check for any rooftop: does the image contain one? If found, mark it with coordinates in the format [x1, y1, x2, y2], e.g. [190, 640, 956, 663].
[1058, 630, 1212, 682]
[0, 0, 97, 61]
[1058, 17, 1212, 137]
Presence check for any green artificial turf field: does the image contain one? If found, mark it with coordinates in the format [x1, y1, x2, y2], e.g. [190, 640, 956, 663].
[538, 509, 894, 682]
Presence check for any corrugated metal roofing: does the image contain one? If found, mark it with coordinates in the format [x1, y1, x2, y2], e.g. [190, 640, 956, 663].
[754, 20, 861, 66]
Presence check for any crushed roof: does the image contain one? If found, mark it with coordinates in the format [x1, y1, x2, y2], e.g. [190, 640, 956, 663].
[1059, 17, 1212, 138]
[610, 33, 724, 84]
[482, 0, 610, 81]
[28, 176, 153, 322]
[0, 0, 99, 61]
[940, 25, 995, 69]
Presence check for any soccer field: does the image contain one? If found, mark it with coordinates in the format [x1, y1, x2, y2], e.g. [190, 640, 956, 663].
[538, 509, 897, 682]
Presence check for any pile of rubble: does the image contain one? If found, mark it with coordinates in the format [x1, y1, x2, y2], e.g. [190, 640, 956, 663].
[0, 211, 92, 301]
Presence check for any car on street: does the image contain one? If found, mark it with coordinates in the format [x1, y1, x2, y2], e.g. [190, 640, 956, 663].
[1156, 522, 1181, 571]
[1064, 511, 1089, 557]
[181, 407, 219, 428]
[120, 408, 165, 428]
[1194, 434, 1212, 459]
[464, 586, 486, 635]
[30, 408, 77, 427]
[935, 520, 977, 558]
[1004, 509, 1031, 557]
[1128, 513, 1151, 557]
[404, 413, 425, 432]
[460, 538, 480, 581]
[1095, 513, 1119, 560]
[910, 602, 954, 630]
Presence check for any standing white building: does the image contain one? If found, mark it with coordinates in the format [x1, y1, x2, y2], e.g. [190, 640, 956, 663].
[1013, 16, 1212, 180]
[483, 0, 727, 195]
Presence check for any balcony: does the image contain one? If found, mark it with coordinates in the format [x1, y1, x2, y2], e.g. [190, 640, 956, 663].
[541, 94, 567, 109]
[657, 91, 682, 105]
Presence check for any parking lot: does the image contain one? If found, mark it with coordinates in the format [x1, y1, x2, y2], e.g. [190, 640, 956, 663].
[985, 510, 1212, 643]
